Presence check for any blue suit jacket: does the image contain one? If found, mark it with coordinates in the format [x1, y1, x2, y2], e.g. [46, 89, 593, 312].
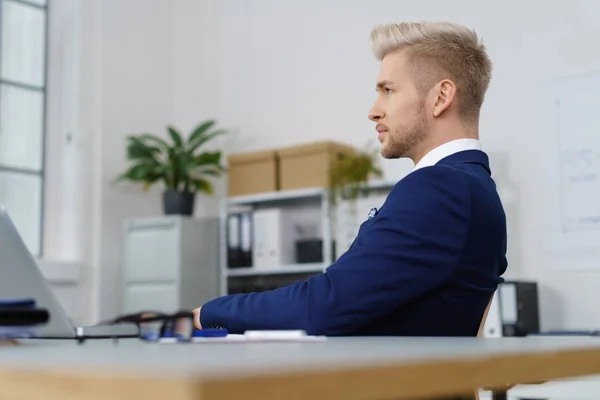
[200, 149, 508, 336]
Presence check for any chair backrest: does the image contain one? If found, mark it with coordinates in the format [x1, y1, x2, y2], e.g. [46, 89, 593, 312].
[473, 294, 495, 400]
[477, 295, 494, 337]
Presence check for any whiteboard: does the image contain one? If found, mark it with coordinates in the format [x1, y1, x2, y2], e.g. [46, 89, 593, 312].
[539, 70, 600, 270]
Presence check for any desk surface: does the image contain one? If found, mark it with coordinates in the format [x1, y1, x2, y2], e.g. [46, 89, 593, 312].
[2, 336, 600, 399]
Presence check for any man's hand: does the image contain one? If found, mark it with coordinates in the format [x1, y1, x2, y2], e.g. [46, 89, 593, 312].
[192, 307, 202, 329]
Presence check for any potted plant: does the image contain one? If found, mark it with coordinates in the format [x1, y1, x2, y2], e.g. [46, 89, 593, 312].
[327, 144, 383, 258]
[328, 145, 383, 205]
[114, 119, 227, 216]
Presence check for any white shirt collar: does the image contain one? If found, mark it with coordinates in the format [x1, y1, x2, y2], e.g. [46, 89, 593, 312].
[413, 138, 482, 171]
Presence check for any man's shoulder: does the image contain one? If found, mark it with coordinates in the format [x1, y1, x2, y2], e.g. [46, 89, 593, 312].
[388, 165, 470, 199]
[372, 165, 472, 222]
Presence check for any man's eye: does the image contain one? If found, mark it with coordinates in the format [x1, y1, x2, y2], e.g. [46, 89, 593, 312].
[385, 88, 392, 95]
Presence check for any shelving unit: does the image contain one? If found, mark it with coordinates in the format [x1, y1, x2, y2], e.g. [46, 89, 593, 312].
[225, 262, 326, 277]
[218, 187, 333, 296]
[218, 181, 398, 296]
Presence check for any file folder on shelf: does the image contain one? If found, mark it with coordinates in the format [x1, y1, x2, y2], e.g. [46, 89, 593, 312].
[227, 211, 253, 268]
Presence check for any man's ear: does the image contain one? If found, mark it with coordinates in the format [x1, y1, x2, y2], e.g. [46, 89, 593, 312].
[432, 79, 456, 117]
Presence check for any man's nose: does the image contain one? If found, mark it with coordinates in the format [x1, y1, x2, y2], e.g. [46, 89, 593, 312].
[368, 102, 384, 122]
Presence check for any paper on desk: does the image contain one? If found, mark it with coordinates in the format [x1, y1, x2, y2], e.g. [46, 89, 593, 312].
[189, 334, 327, 343]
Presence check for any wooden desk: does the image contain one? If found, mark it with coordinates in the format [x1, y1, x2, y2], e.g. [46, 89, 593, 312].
[2, 336, 600, 399]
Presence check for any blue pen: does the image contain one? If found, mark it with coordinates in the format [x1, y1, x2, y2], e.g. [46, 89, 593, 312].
[190, 329, 228, 341]
[0, 298, 36, 308]
[193, 329, 228, 337]
[142, 329, 228, 343]
[141, 332, 160, 342]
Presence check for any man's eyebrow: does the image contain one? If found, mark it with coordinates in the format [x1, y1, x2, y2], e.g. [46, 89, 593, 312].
[376, 80, 394, 90]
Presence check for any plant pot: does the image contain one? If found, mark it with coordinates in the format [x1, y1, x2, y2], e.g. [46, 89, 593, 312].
[163, 190, 195, 216]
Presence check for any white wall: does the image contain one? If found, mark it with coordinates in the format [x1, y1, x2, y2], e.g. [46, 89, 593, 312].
[43, 0, 91, 321]
[44, 0, 600, 330]
[44, 0, 171, 322]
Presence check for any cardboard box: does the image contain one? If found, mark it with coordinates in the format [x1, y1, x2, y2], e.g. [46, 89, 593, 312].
[277, 141, 356, 190]
[227, 150, 278, 196]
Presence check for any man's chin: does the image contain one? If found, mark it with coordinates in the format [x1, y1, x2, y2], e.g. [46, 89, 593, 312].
[380, 151, 400, 160]
[380, 143, 400, 159]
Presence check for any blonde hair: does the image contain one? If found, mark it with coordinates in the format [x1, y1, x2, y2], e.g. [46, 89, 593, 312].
[370, 21, 492, 122]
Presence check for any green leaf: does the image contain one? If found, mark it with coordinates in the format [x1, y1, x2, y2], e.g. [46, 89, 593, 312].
[187, 129, 227, 154]
[177, 152, 196, 179]
[137, 134, 171, 150]
[167, 126, 184, 150]
[189, 152, 225, 181]
[197, 166, 225, 176]
[125, 136, 162, 161]
[195, 151, 222, 166]
[192, 178, 214, 194]
[187, 120, 216, 145]
[113, 162, 164, 185]
[327, 145, 383, 203]
[191, 165, 225, 179]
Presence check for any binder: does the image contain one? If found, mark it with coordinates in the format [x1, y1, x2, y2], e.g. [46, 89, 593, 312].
[239, 211, 253, 267]
[226, 213, 241, 268]
[498, 281, 539, 337]
[252, 208, 296, 269]
[227, 212, 253, 268]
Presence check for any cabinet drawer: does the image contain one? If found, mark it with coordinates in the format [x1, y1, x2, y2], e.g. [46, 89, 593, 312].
[124, 220, 180, 282]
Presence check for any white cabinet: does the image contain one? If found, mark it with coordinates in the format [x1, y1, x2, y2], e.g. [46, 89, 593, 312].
[122, 216, 219, 314]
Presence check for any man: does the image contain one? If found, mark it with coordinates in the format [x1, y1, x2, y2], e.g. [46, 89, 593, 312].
[192, 21, 507, 336]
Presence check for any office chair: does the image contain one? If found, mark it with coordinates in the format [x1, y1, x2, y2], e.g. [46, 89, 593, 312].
[474, 295, 495, 400]
[476, 295, 546, 400]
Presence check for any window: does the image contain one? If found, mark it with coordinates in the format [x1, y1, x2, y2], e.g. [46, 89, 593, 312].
[0, 0, 48, 255]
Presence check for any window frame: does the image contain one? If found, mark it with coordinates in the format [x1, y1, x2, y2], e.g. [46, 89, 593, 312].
[0, 0, 49, 256]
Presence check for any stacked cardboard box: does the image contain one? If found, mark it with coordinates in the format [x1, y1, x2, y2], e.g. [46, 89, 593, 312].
[227, 141, 355, 196]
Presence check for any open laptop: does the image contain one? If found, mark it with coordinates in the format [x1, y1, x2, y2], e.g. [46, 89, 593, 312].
[0, 206, 138, 339]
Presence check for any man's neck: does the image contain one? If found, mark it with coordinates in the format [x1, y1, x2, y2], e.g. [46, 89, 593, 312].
[411, 134, 480, 166]
[411, 120, 479, 165]
[412, 138, 482, 170]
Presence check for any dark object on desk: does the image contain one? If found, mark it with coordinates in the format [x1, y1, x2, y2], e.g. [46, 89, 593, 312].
[99, 310, 193, 326]
[0, 299, 49, 340]
[0, 298, 48, 327]
[0, 307, 49, 326]
[99, 310, 195, 340]
[497, 280, 539, 337]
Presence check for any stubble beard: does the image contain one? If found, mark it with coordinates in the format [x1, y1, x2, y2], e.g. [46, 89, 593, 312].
[380, 104, 430, 160]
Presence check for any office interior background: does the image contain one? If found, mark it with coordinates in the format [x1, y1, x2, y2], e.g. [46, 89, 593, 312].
[5, 0, 600, 397]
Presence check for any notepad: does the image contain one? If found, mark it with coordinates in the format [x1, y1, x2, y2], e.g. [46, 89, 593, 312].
[190, 333, 326, 343]
[162, 330, 327, 344]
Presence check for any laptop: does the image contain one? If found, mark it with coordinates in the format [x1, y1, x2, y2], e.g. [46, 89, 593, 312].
[0, 206, 138, 339]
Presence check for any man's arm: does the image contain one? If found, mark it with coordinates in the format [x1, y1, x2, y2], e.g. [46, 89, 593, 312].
[199, 167, 471, 335]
